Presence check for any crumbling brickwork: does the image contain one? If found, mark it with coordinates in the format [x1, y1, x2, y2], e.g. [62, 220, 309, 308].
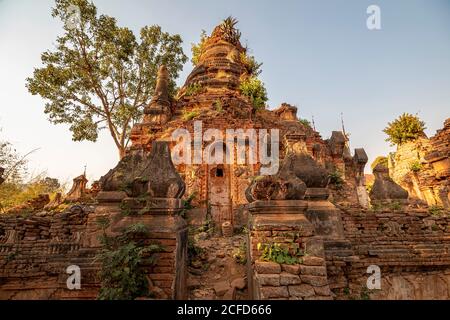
[326, 205, 450, 299]
[246, 200, 332, 300]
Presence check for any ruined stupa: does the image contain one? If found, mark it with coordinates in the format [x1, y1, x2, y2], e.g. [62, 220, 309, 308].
[1, 19, 450, 301]
[127, 20, 369, 226]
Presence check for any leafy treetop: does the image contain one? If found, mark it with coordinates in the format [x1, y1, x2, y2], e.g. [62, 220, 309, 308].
[383, 113, 426, 146]
[26, 0, 188, 159]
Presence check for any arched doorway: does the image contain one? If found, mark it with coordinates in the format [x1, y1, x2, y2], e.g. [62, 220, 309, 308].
[205, 142, 233, 226]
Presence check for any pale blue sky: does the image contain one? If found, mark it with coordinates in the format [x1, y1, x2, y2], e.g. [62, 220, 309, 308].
[0, 0, 449, 185]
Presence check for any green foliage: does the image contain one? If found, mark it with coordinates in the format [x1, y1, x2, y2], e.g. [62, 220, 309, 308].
[187, 237, 204, 265]
[371, 156, 388, 171]
[298, 118, 312, 128]
[26, 0, 188, 158]
[182, 109, 200, 121]
[191, 30, 208, 65]
[383, 113, 426, 146]
[429, 205, 445, 216]
[184, 83, 203, 97]
[5, 251, 18, 263]
[359, 287, 373, 300]
[96, 220, 162, 300]
[233, 241, 247, 265]
[197, 215, 215, 236]
[329, 170, 344, 189]
[409, 160, 423, 173]
[343, 287, 350, 296]
[389, 201, 401, 211]
[370, 202, 383, 212]
[239, 77, 268, 110]
[0, 175, 62, 213]
[213, 99, 224, 113]
[240, 52, 262, 77]
[218, 16, 241, 44]
[180, 192, 197, 218]
[257, 242, 304, 265]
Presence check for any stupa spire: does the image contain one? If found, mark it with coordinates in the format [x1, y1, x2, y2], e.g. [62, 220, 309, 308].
[143, 64, 172, 126]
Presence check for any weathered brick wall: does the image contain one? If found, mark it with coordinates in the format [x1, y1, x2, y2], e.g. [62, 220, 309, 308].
[326, 205, 450, 299]
[0, 205, 100, 299]
[0, 201, 188, 300]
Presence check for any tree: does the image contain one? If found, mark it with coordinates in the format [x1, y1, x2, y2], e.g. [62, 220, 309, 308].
[239, 76, 268, 110]
[383, 113, 426, 146]
[0, 137, 28, 184]
[26, 0, 188, 159]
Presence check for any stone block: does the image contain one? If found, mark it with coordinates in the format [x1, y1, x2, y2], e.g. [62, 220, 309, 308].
[288, 284, 315, 297]
[302, 256, 326, 266]
[214, 281, 231, 296]
[260, 286, 289, 299]
[281, 264, 300, 275]
[314, 285, 331, 296]
[299, 265, 327, 276]
[300, 275, 328, 287]
[280, 272, 301, 285]
[255, 261, 281, 274]
[257, 274, 280, 286]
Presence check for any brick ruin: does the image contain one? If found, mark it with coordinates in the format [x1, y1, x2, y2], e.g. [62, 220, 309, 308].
[388, 118, 450, 209]
[0, 21, 449, 300]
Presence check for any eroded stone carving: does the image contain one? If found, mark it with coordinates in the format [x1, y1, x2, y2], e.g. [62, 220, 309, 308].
[370, 162, 409, 201]
[142, 141, 186, 199]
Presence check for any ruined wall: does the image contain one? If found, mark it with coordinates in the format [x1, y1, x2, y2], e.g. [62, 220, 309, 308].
[389, 119, 450, 208]
[0, 200, 188, 300]
[326, 205, 450, 299]
[0, 206, 100, 299]
[246, 200, 332, 300]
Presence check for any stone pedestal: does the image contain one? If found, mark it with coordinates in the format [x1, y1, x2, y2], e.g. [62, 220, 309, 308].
[246, 200, 331, 300]
[110, 200, 188, 300]
[84, 194, 188, 300]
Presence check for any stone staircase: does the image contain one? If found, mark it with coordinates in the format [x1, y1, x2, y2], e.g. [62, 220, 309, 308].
[187, 234, 248, 300]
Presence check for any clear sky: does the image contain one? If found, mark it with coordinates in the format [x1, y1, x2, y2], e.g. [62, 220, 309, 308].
[0, 0, 449, 186]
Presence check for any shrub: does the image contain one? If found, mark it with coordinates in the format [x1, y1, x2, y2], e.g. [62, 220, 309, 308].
[218, 16, 241, 45]
[371, 156, 388, 171]
[187, 236, 204, 265]
[96, 221, 162, 300]
[213, 99, 223, 113]
[329, 170, 344, 189]
[182, 109, 200, 121]
[0, 175, 62, 213]
[429, 205, 445, 216]
[257, 242, 304, 265]
[184, 83, 203, 97]
[191, 30, 208, 65]
[240, 52, 262, 77]
[180, 192, 197, 218]
[383, 113, 426, 146]
[409, 161, 423, 173]
[389, 201, 402, 211]
[299, 118, 312, 128]
[233, 242, 247, 265]
[239, 76, 268, 110]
